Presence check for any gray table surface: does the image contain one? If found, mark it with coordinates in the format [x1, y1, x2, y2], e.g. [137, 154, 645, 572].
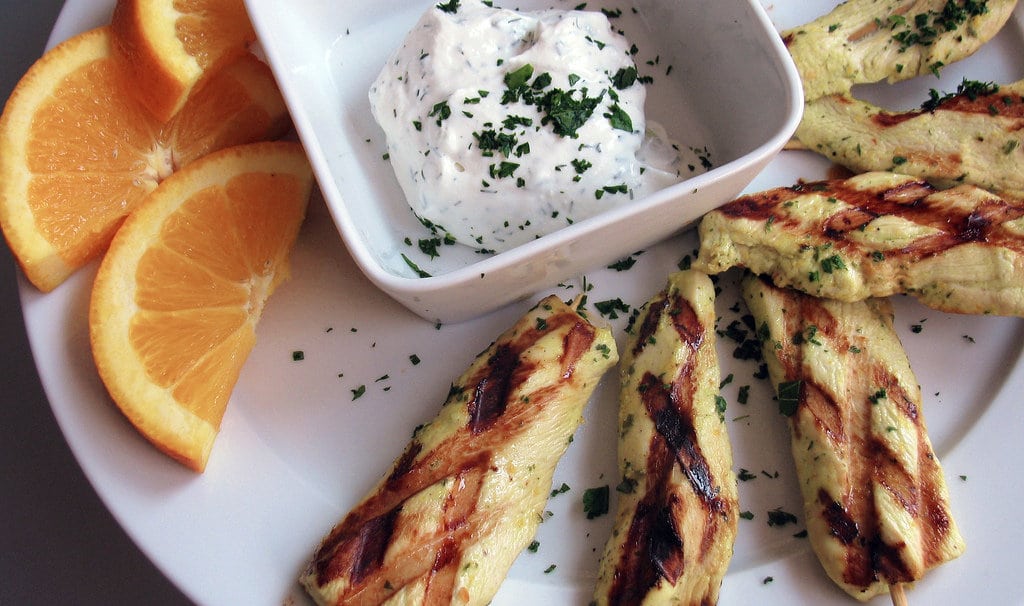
[1, 1, 191, 603]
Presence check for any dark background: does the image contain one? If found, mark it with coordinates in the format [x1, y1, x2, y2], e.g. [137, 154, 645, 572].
[0, 1, 191, 603]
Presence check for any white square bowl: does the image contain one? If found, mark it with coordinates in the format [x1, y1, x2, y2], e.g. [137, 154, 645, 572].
[246, 0, 803, 323]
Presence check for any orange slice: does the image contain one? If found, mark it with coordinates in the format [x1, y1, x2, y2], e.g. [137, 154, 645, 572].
[0, 26, 289, 292]
[110, 0, 257, 122]
[89, 141, 312, 472]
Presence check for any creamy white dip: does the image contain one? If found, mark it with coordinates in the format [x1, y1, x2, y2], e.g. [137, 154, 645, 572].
[369, 0, 684, 252]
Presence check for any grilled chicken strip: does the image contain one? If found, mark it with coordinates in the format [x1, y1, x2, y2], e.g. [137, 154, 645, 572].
[742, 274, 964, 601]
[783, 0, 1017, 101]
[695, 171, 1024, 316]
[594, 270, 738, 606]
[301, 296, 617, 606]
[797, 79, 1024, 197]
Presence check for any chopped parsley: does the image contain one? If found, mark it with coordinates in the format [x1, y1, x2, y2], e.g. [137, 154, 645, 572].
[607, 255, 638, 271]
[489, 161, 520, 179]
[611, 66, 638, 90]
[766, 507, 798, 527]
[475, 129, 518, 157]
[890, 1, 989, 52]
[715, 395, 728, 422]
[616, 476, 638, 494]
[435, 0, 460, 13]
[504, 63, 535, 90]
[582, 485, 610, 519]
[737, 468, 757, 482]
[604, 103, 634, 132]
[737, 384, 750, 404]
[401, 253, 432, 278]
[292, 350, 304, 361]
[777, 380, 802, 416]
[820, 254, 847, 274]
[571, 158, 593, 174]
[594, 298, 630, 319]
[538, 87, 604, 138]
[550, 482, 571, 497]
[921, 78, 999, 112]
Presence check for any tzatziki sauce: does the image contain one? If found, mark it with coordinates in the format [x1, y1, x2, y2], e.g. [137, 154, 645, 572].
[369, 0, 686, 252]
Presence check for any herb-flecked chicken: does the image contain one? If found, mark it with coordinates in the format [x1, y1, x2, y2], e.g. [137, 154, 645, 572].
[783, 0, 1017, 101]
[796, 78, 1024, 197]
[593, 270, 738, 606]
[742, 274, 964, 601]
[300, 295, 617, 606]
[695, 171, 1024, 317]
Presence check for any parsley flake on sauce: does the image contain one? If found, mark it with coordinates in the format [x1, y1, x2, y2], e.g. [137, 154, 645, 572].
[538, 87, 604, 138]
[435, 0, 460, 13]
[611, 66, 638, 90]
[428, 100, 451, 126]
[604, 103, 634, 132]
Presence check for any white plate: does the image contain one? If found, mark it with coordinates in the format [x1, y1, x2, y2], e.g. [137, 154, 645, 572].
[23, 0, 1024, 605]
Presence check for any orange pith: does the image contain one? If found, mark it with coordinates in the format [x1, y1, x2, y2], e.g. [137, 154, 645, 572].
[0, 26, 288, 292]
[90, 141, 313, 471]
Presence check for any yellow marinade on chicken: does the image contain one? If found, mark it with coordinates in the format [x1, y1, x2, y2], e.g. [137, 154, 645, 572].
[694, 171, 1024, 316]
[301, 295, 617, 606]
[593, 270, 738, 606]
[783, 0, 1017, 101]
[796, 79, 1024, 197]
[741, 274, 964, 601]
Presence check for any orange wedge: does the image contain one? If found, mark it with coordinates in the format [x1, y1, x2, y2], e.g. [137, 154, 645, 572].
[111, 0, 257, 122]
[89, 141, 312, 472]
[0, 26, 289, 292]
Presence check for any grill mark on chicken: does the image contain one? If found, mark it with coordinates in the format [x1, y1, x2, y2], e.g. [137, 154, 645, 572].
[870, 89, 1024, 129]
[715, 175, 1024, 263]
[421, 467, 486, 606]
[770, 285, 925, 588]
[700, 175, 1024, 317]
[634, 297, 668, 357]
[561, 320, 600, 378]
[774, 289, 846, 444]
[796, 75, 1024, 196]
[746, 276, 963, 596]
[310, 308, 598, 604]
[468, 344, 518, 434]
[608, 293, 727, 604]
